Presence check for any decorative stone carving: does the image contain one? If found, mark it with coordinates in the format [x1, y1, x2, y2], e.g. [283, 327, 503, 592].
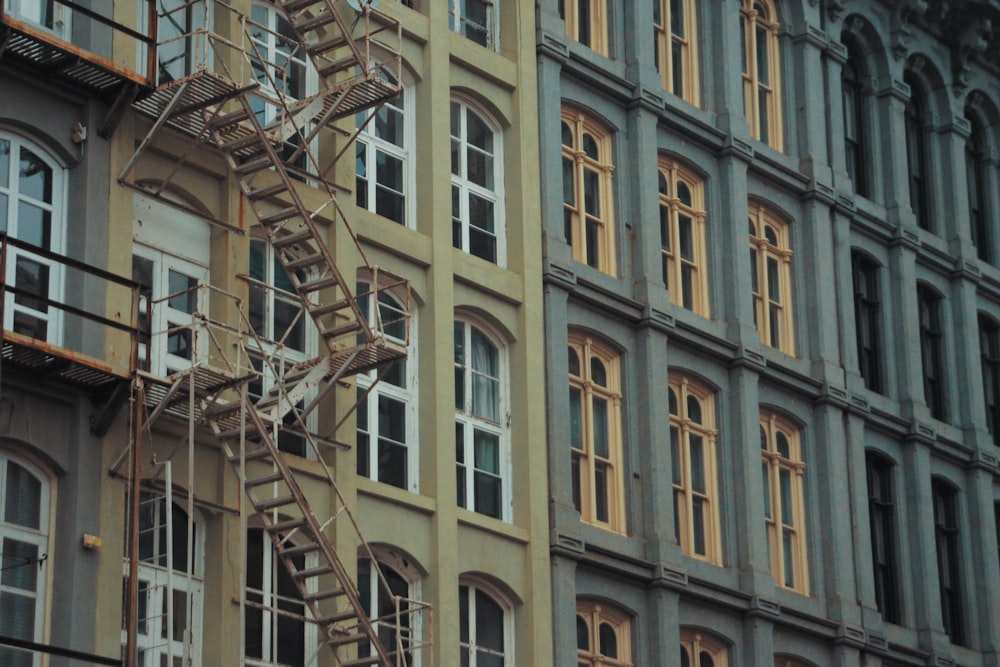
[891, 0, 929, 59]
[951, 15, 992, 95]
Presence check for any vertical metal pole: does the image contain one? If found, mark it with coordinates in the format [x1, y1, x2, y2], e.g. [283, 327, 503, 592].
[165, 461, 175, 667]
[0, 236, 9, 393]
[185, 312, 198, 666]
[145, 0, 157, 86]
[124, 376, 143, 667]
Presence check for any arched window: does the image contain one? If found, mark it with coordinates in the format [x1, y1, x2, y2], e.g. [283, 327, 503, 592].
[0, 131, 66, 345]
[741, 0, 782, 150]
[569, 332, 624, 533]
[127, 490, 204, 666]
[760, 412, 808, 593]
[454, 318, 509, 521]
[979, 314, 1000, 444]
[358, 548, 422, 664]
[680, 628, 728, 667]
[560, 0, 608, 55]
[654, 0, 699, 105]
[357, 282, 417, 491]
[458, 580, 510, 666]
[917, 283, 946, 421]
[749, 204, 793, 354]
[449, 0, 497, 50]
[669, 375, 720, 564]
[841, 40, 870, 198]
[0, 453, 50, 667]
[356, 78, 412, 227]
[904, 73, 930, 231]
[931, 478, 964, 645]
[965, 109, 990, 261]
[577, 599, 632, 666]
[659, 158, 708, 315]
[562, 107, 616, 274]
[851, 251, 883, 393]
[451, 100, 504, 265]
[865, 450, 900, 623]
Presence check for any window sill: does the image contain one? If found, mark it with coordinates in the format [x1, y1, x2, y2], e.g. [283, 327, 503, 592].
[357, 476, 436, 515]
[457, 508, 529, 544]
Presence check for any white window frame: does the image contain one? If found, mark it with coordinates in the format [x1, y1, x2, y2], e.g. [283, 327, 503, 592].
[6, 0, 71, 39]
[458, 579, 512, 667]
[454, 318, 511, 522]
[0, 131, 66, 347]
[356, 282, 418, 492]
[356, 83, 414, 228]
[448, 0, 499, 51]
[358, 547, 423, 666]
[450, 98, 505, 266]
[139, 0, 211, 83]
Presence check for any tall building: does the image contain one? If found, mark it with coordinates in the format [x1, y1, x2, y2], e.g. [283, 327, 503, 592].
[0, 0, 550, 665]
[538, 0, 1000, 665]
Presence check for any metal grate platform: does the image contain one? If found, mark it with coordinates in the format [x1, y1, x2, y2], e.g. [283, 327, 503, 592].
[2, 334, 126, 394]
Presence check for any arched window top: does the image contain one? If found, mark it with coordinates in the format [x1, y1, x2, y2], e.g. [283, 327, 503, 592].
[760, 411, 802, 461]
[568, 331, 622, 391]
[0, 452, 50, 532]
[667, 374, 716, 426]
[681, 627, 729, 667]
[749, 203, 790, 248]
[751, 0, 776, 23]
[561, 106, 613, 152]
[577, 598, 632, 666]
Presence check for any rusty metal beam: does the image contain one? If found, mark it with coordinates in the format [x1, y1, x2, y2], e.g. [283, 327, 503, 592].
[99, 82, 140, 139]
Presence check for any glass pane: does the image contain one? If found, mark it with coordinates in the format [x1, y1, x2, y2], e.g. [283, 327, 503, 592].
[599, 622, 618, 658]
[756, 26, 769, 84]
[679, 215, 694, 259]
[762, 461, 771, 517]
[167, 271, 197, 313]
[692, 496, 705, 554]
[376, 105, 405, 147]
[17, 202, 50, 248]
[776, 432, 790, 458]
[779, 468, 793, 524]
[690, 435, 705, 493]
[13, 257, 49, 313]
[670, 426, 681, 485]
[783, 529, 795, 586]
[593, 397, 609, 458]
[18, 147, 52, 203]
[0, 139, 9, 186]
[584, 169, 600, 216]
[1, 539, 38, 591]
[590, 357, 607, 386]
[576, 615, 589, 650]
[473, 430, 499, 474]
[475, 589, 504, 650]
[0, 591, 34, 643]
[5, 462, 41, 528]
[570, 387, 583, 450]
[594, 462, 608, 522]
[563, 157, 576, 205]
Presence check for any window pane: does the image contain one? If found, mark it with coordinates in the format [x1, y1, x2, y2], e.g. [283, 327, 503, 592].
[584, 169, 601, 216]
[593, 397, 609, 458]
[692, 496, 705, 555]
[5, 462, 41, 528]
[779, 468, 793, 524]
[594, 462, 609, 522]
[475, 590, 504, 650]
[570, 387, 583, 450]
[1, 539, 38, 591]
[17, 202, 51, 248]
[690, 435, 705, 493]
[18, 148, 52, 203]
[598, 622, 618, 658]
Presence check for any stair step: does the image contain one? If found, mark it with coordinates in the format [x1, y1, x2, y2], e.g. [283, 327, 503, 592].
[297, 275, 339, 293]
[318, 57, 359, 79]
[247, 182, 289, 201]
[279, 541, 321, 557]
[245, 471, 285, 487]
[258, 206, 300, 226]
[315, 608, 361, 625]
[265, 517, 307, 535]
[272, 228, 316, 249]
[285, 253, 326, 271]
[304, 588, 347, 603]
[235, 156, 273, 175]
[293, 565, 335, 581]
[340, 656, 382, 667]
[219, 133, 268, 155]
[207, 107, 251, 130]
[294, 11, 338, 33]
[228, 447, 273, 464]
[323, 321, 363, 338]
[306, 34, 350, 56]
[308, 299, 350, 318]
[329, 632, 368, 648]
[254, 495, 297, 511]
[217, 423, 261, 440]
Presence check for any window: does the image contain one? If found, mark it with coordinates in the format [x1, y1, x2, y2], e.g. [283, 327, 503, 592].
[669, 375, 720, 564]
[562, 107, 616, 274]
[917, 284, 945, 421]
[245, 527, 315, 666]
[144, 0, 209, 83]
[559, 0, 608, 55]
[569, 333, 624, 533]
[356, 81, 411, 227]
[760, 413, 808, 593]
[451, 100, 504, 264]
[454, 319, 508, 520]
[659, 159, 708, 316]
[458, 581, 509, 667]
[740, 0, 782, 150]
[966, 110, 989, 261]
[865, 451, 900, 623]
[749, 205, 793, 354]
[979, 315, 1000, 444]
[126, 491, 204, 667]
[841, 44, 869, 198]
[654, 0, 699, 104]
[0, 453, 50, 667]
[994, 502, 1000, 572]
[851, 252, 883, 393]
[0, 132, 65, 345]
[357, 282, 416, 491]
[680, 628, 728, 667]
[449, 0, 497, 50]
[932, 478, 963, 645]
[358, 551, 419, 664]
[904, 74, 930, 231]
[577, 600, 632, 666]
[6, 0, 70, 39]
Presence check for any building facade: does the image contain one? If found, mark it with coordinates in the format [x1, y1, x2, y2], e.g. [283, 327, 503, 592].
[538, 0, 1000, 665]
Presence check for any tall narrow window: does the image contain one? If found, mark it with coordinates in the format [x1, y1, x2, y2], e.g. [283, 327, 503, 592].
[979, 315, 1000, 445]
[865, 451, 900, 623]
[654, 0, 699, 105]
[0, 454, 50, 667]
[932, 479, 963, 645]
[669, 375, 720, 564]
[358, 552, 419, 664]
[917, 284, 946, 421]
[680, 628, 728, 667]
[454, 319, 509, 521]
[569, 333, 624, 533]
[0, 132, 66, 345]
[147, 0, 208, 83]
[749, 205, 793, 354]
[357, 282, 416, 491]
[451, 100, 504, 265]
[458, 581, 509, 666]
[994, 502, 1000, 572]
[659, 159, 708, 316]
[842, 47, 869, 197]
[562, 107, 616, 275]
[449, 0, 497, 50]
[904, 75, 930, 231]
[760, 413, 808, 593]
[740, 0, 782, 150]
[356, 81, 410, 227]
[577, 600, 632, 666]
[851, 252, 883, 393]
[966, 111, 989, 261]
[559, 0, 608, 55]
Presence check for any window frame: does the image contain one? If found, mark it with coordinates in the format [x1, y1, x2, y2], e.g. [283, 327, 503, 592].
[454, 318, 511, 522]
[931, 478, 964, 645]
[561, 107, 616, 275]
[749, 204, 794, 354]
[760, 412, 809, 594]
[668, 375, 721, 564]
[740, 0, 783, 150]
[356, 81, 413, 228]
[576, 599, 632, 667]
[358, 548, 422, 666]
[865, 451, 900, 624]
[841, 43, 870, 198]
[458, 579, 511, 667]
[680, 628, 729, 667]
[569, 332, 625, 534]
[917, 283, 946, 421]
[559, 0, 608, 55]
[966, 110, 990, 261]
[851, 251, 883, 393]
[979, 314, 1000, 444]
[654, 0, 699, 105]
[450, 98, 505, 266]
[449, 0, 499, 51]
[904, 74, 931, 231]
[659, 158, 709, 316]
